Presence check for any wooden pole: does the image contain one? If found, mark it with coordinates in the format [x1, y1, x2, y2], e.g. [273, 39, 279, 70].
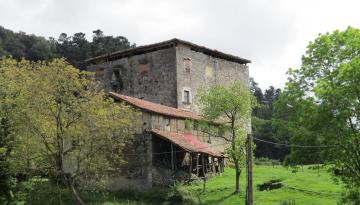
[196, 153, 200, 184]
[246, 134, 253, 205]
[174, 146, 177, 170]
[171, 144, 174, 170]
[189, 153, 193, 182]
[212, 157, 216, 175]
[202, 154, 206, 191]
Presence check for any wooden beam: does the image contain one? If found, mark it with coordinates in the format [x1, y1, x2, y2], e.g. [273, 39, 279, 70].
[202, 154, 206, 191]
[196, 153, 200, 184]
[212, 157, 216, 175]
[189, 152, 193, 182]
[171, 144, 174, 170]
[174, 146, 177, 170]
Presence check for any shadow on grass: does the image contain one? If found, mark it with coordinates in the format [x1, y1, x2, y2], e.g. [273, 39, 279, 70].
[16, 181, 200, 205]
[198, 193, 241, 205]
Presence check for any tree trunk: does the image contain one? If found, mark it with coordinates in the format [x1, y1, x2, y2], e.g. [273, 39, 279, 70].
[69, 179, 86, 205]
[235, 161, 241, 194]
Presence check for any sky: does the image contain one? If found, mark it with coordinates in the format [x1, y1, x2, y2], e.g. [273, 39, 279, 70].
[1, 0, 360, 90]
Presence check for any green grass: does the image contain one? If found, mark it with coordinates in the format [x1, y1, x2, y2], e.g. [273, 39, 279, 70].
[186, 165, 343, 205]
[12, 165, 343, 205]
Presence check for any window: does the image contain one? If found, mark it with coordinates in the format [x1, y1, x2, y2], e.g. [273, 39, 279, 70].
[111, 70, 123, 91]
[183, 58, 192, 72]
[183, 90, 191, 104]
[205, 64, 213, 78]
[139, 63, 150, 74]
[164, 118, 170, 131]
[95, 68, 105, 77]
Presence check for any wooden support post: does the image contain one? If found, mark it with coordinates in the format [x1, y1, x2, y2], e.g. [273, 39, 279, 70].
[246, 134, 253, 205]
[203, 155, 207, 173]
[222, 158, 224, 173]
[174, 146, 177, 170]
[212, 157, 216, 175]
[219, 157, 224, 175]
[171, 144, 174, 170]
[196, 153, 200, 184]
[189, 152, 193, 182]
[218, 158, 222, 175]
[202, 154, 206, 191]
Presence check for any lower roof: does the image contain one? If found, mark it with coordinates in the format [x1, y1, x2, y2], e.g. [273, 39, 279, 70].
[109, 92, 200, 120]
[151, 129, 222, 157]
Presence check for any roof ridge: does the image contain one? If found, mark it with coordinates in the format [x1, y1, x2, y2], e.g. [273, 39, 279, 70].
[86, 38, 251, 64]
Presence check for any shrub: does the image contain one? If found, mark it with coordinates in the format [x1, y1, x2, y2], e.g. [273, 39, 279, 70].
[255, 157, 281, 166]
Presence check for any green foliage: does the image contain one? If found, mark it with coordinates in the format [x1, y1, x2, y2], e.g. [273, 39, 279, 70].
[250, 78, 288, 161]
[0, 26, 135, 69]
[339, 188, 360, 205]
[197, 81, 255, 194]
[0, 57, 140, 204]
[0, 27, 55, 61]
[273, 26, 360, 202]
[254, 157, 281, 166]
[54, 30, 135, 69]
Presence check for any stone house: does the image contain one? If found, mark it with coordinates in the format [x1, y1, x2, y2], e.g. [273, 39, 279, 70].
[86, 38, 250, 114]
[85, 39, 251, 189]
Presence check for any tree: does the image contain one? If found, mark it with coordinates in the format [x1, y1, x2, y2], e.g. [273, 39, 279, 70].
[0, 26, 136, 70]
[0, 57, 139, 205]
[273, 27, 360, 201]
[249, 78, 287, 161]
[197, 82, 255, 194]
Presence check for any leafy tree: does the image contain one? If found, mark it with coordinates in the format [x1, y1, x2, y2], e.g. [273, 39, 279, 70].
[0, 57, 139, 205]
[273, 27, 360, 201]
[250, 78, 287, 160]
[55, 29, 136, 69]
[0, 27, 55, 61]
[0, 26, 136, 70]
[197, 82, 255, 194]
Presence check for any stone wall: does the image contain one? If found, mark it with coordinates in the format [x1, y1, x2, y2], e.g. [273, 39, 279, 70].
[175, 46, 249, 113]
[87, 47, 178, 107]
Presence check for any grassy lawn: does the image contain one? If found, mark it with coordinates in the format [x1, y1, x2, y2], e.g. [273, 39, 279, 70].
[13, 165, 343, 205]
[186, 165, 343, 205]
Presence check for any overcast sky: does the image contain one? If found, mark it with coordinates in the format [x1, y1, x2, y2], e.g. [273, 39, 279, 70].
[1, 0, 359, 89]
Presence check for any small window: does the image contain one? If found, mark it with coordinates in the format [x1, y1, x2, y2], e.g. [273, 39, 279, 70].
[164, 118, 170, 126]
[111, 70, 120, 81]
[111, 70, 123, 91]
[207, 134, 212, 144]
[183, 58, 192, 72]
[95, 68, 105, 77]
[139, 63, 150, 74]
[183, 90, 191, 104]
[205, 64, 213, 78]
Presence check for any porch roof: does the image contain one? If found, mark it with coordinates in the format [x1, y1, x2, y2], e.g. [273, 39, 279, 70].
[151, 129, 223, 157]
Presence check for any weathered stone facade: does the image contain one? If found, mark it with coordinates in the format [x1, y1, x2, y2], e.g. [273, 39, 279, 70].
[175, 46, 249, 112]
[86, 39, 250, 113]
[84, 39, 251, 190]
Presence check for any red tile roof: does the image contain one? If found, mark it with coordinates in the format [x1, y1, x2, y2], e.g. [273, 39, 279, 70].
[151, 129, 222, 157]
[109, 92, 201, 120]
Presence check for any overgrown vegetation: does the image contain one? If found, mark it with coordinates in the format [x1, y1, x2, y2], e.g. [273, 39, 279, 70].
[0, 58, 139, 204]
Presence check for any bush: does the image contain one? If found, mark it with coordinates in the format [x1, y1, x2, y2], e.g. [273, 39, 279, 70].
[339, 188, 360, 205]
[255, 157, 281, 166]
